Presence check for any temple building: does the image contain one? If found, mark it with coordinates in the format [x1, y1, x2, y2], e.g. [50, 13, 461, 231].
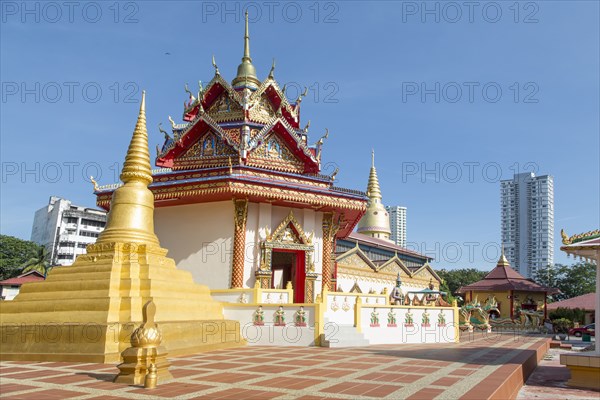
[94, 15, 439, 302]
[95, 13, 367, 303]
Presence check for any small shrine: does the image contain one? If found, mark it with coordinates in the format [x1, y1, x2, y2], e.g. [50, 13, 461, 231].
[457, 250, 555, 330]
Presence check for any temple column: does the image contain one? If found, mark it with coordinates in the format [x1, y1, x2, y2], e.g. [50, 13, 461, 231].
[231, 199, 248, 288]
[322, 213, 338, 292]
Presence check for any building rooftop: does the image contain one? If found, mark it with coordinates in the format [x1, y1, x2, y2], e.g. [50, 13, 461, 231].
[547, 293, 596, 311]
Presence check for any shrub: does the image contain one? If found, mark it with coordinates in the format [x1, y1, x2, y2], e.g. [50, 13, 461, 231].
[549, 307, 586, 324]
[551, 318, 574, 334]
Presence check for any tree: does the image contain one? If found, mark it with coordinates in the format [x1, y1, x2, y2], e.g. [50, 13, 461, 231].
[437, 268, 488, 296]
[0, 235, 44, 280]
[21, 246, 52, 278]
[533, 262, 596, 300]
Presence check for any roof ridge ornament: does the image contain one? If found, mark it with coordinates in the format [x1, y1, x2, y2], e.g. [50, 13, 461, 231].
[212, 55, 220, 75]
[269, 58, 276, 79]
[232, 11, 260, 89]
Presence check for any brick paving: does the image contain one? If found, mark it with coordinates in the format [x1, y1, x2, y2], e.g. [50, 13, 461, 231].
[0, 333, 565, 399]
[517, 348, 600, 399]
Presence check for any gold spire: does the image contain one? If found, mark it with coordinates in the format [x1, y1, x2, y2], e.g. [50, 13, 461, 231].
[356, 150, 391, 240]
[497, 246, 510, 267]
[96, 91, 160, 246]
[232, 11, 260, 89]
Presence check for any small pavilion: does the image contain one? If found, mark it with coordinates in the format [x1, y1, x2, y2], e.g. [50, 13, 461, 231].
[457, 251, 554, 320]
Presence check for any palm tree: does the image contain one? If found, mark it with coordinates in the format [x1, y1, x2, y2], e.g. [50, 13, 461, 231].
[21, 246, 52, 278]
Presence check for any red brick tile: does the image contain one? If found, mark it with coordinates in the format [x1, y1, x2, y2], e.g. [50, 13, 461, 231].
[2, 370, 66, 380]
[253, 376, 324, 390]
[407, 388, 445, 400]
[322, 382, 400, 397]
[241, 364, 299, 374]
[196, 388, 282, 399]
[431, 377, 461, 386]
[358, 372, 423, 384]
[4, 388, 86, 399]
[196, 362, 249, 370]
[129, 382, 213, 397]
[0, 383, 37, 394]
[296, 368, 355, 378]
[193, 372, 258, 383]
[0, 367, 34, 375]
[170, 368, 208, 378]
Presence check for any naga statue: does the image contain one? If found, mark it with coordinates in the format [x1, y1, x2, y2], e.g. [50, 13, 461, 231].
[460, 296, 499, 332]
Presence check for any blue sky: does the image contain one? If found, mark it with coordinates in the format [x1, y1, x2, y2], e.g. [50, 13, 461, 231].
[1, 1, 598, 270]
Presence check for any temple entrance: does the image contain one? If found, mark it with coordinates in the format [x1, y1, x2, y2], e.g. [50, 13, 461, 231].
[271, 249, 305, 303]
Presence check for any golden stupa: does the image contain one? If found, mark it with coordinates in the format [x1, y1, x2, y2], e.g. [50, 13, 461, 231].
[0, 92, 243, 363]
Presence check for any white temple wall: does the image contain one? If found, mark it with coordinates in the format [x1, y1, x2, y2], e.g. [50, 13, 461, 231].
[154, 201, 234, 289]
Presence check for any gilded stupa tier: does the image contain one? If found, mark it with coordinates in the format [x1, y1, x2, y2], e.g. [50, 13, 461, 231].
[0, 93, 244, 362]
[356, 151, 392, 241]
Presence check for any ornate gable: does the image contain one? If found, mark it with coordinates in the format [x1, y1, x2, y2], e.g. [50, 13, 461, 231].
[411, 263, 442, 284]
[173, 131, 237, 170]
[336, 247, 377, 273]
[247, 132, 305, 173]
[207, 91, 243, 122]
[377, 256, 412, 278]
[267, 211, 312, 245]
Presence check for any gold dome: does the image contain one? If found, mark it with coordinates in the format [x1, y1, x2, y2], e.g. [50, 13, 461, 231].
[356, 151, 391, 240]
[231, 11, 261, 89]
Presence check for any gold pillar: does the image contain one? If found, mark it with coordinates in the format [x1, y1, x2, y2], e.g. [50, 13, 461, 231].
[231, 199, 248, 288]
[322, 213, 338, 292]
[305, 273, 317, 303]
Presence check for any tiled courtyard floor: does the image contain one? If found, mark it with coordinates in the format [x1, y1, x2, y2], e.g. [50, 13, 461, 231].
[517, 347, 599, 399]
[0, 333, 559, 399]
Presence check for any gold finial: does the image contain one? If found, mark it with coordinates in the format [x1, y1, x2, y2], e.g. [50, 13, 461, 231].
[96, 91, 160, 245]
[561, 229, 571, 245]
[268, 58, 276, 79]
[212, 55, 220, 75]
[120, 91, 152, 185]
[90, 176, 99, 191]
[497, 246, 510, 267]
[232, 11, 259, 88]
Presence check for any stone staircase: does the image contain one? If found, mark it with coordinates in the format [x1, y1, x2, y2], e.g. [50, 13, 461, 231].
[321, 319, 369, 347]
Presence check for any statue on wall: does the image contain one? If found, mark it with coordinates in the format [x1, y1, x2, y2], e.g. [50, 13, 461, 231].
[389, 273, 404, 305]
[274, 305, 285, 326]
[253, 306, 264, 326]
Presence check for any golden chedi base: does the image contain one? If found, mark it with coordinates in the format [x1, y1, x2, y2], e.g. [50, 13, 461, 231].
[0, 242, 245, 363]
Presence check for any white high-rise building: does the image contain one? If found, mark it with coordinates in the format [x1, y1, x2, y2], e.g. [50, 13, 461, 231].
[31, 196, 107, 266]
[386, 206, 407, 247]
[500, 172, 554, 278]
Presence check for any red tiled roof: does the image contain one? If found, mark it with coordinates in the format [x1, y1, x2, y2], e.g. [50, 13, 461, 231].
[547, 293, 596, 311]
[456, 257, 554, 294]
[0, 271, 45, 286]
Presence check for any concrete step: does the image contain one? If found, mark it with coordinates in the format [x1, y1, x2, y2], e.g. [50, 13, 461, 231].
[321, 320, 370, 347]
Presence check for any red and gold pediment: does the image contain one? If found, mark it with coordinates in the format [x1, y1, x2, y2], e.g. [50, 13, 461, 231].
[267, 211, 312, 245]
[247, 133, 305, 173]
[173, 131, 237, 170]
[206, 92, 243, 122]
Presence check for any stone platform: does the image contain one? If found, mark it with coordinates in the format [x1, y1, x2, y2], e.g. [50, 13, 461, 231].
[0, 333, 551, 399]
